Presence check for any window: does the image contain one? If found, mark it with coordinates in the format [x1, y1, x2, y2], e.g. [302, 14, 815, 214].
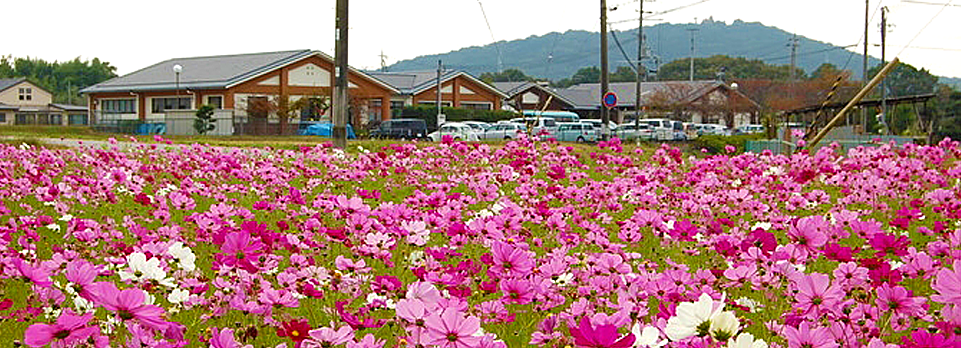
[151, 97, 192, 113]
[390, 100, 405, 117]
[0, 113, 5, 122]
[50, 114, 63, 125]
[101, 99, 135, 113]
[462, 102, 492, 110]
[15, 114, 35, 125]
[18, 88, 32, 101]
[417, 101, 452, 107]
[68, 114, 87, 125]
[206, 96, 223, 109]
[369, 99, 382, 122]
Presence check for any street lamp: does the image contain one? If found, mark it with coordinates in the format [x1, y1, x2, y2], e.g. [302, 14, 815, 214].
[173, 64, 183, 110]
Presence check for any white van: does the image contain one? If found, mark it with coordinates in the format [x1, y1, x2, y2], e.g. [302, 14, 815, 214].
[510, 117, 559, 138]
[639, 118, 675, 141]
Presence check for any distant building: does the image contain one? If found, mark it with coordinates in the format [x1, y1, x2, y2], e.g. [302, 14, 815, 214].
[81, 50, 398, 135]
[0, 78, 88, 126]
[491, 81, 576, 111]
[368, 70, 507, 116]
[556, 80, 760, 127]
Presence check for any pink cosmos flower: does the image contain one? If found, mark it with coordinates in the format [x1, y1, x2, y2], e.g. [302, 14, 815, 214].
[406, 281, 442, 305]
[65, 260, 99, 300]
[569, 316, 635, 348]
[499, 278, 535, 305]
[489, 242, 534, 277]
[24, 310, 98, 348]
[932, 260, 961, 306]
[209, 327, 253, 348]
[215, 231, 264, 273]
[787, 216, 829, 253]
[783, 322, 838, 348]
[347, 334, 385, 348]
[89, 282, 168, 331]
[793, 273, 843, 317]
[424, 309, 482, 348]
[303, 326, 354, 348]
[876, 283, 924, 317]
[13, 259, 53, 288]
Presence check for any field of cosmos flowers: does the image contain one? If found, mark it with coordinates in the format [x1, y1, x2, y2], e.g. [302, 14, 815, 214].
[1, 134, 961, 348]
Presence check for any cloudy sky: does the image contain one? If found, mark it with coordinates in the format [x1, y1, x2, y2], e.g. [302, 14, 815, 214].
[6, 0, 960, 78]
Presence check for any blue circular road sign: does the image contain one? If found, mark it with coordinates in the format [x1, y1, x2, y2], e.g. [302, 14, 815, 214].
[602, 91, 618, 108]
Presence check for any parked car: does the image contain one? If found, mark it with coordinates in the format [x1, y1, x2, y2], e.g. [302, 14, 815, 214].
[581, 119, 618, 133]
[298, 122, 356, 139]
[639, 118, 675, 141]
[614, 123, 654, 141]
[695, 123, 731, 136]
[428, 122, 481, 142]
[482, 123, 525, 140]
[461, 121, 492, 133]
[370, 118, 429, 140]
[734, 124, 765, 135]
[509, 117, 559, 138]
[554, 122, 597, 142]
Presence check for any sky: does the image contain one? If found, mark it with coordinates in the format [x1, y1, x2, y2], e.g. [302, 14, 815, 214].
[5, 0, 961, 78]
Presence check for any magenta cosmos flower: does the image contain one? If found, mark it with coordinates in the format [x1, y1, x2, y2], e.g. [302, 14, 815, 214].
[24, 310, 98, 348]
[569, 316, 635, 348]
[89, 282, 168, 331]
[215, 231, 264, 273]
[424, 308, 482, 348]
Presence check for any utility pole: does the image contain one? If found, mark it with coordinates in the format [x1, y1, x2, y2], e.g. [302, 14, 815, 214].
[600, 0, 610, 140]
[332, 0, 348, 149]
[880, 6, 889, 135]
[436, 60, 443, 127]
[687, 27, 698, 81]
[634, 0, 645, 145]
[789, 34, 799, 82]
[379, 51, 388, 72]
[862, 0, 869, 134]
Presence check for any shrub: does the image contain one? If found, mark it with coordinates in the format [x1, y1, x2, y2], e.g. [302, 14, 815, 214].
[693, 133, 764, 154]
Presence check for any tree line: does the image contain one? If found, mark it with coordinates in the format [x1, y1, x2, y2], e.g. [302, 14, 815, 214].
[0, 56, 118, 105]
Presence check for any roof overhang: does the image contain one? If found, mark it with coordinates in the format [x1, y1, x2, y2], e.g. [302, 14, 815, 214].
[223, 50, 400, 94]
[410, 71, 509, 99]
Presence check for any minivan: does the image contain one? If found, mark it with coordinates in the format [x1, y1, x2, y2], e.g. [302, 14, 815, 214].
[639, 118, 675, 141]
[510, 117, 559, 138]
[370, 118, 429, 140]
[522, 110, 581, 123]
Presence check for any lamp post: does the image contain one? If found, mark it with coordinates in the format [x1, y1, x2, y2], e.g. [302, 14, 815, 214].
[173, 64, 183, 110]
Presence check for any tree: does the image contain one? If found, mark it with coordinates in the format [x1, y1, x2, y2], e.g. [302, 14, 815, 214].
[867, 62, 938, 98]
[193, 105, 216, 135]
[0, 55, 117, 104]
[610, 66, 641, 83]
[479, 69, 534, 83]
[810, 63, 842, 81]
[657, 55, 804, 81]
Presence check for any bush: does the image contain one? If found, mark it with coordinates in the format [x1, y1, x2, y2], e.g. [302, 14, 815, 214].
[399, 105, 518, 130]
[693, 133, 764, 154]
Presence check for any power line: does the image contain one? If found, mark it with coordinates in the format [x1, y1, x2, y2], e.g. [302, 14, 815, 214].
[902, 0, 961, 7]
[897, 0, 955, 56]
[476, 0, 503, 73]
[759, 44, 858, 62]
[608, 0, 715, 25]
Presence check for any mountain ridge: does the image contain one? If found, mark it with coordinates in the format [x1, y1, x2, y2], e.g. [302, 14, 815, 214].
[385, 19, 957, 86]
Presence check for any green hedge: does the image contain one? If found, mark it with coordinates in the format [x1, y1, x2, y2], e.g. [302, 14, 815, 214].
[693, 133, 765, 154]
[399, 106, 519, 130]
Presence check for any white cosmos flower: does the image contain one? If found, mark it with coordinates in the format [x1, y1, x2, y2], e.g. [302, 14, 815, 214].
[553, 273, 574, 287]
[167, 288, 190, 304]
[709, 310, 740, 341]
[665, 293, 725, 341]
[46, 223, 61, 232]
[632, 323, 668, 348]
[119, 252, 174, 286]
[728, 332, 767, 348]
[59, 214, 74, 222]
[751, 222, 772, 231]
[167, 242, 197, 272]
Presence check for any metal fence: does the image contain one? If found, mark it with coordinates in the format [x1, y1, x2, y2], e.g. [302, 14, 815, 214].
[93, 110, 308, 136]
[747, 133, 921, 155]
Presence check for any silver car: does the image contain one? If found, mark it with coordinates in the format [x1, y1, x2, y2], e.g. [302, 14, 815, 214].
[554, 122, 597, 142]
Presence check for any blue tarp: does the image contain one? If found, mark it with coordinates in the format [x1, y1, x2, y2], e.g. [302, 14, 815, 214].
[299, 123, 356, 139]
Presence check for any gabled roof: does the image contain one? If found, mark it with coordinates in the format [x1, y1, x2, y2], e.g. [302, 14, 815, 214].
[491, 81, 577, 107]
[50, 103, 89, 112]
[556, 80, 758, 109]
[367, 70, 508, 99]
[81, 50, 398, 94]
[0, 78, 27, 93]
